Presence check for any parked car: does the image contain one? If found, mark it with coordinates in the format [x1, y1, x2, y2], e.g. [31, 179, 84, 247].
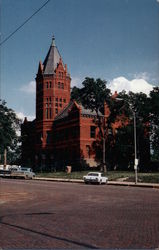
[83, 172, 108, 184]
[0, 169, 11, 177]
[11, 168, 36, 179]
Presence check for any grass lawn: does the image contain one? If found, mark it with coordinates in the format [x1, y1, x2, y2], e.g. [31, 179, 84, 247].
[36, 171, 159, 183]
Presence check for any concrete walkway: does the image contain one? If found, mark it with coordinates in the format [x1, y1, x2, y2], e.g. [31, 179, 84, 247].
[34, 177, 159, 189]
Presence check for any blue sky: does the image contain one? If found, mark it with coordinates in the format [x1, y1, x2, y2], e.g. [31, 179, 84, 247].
[1, 0, 159, 120]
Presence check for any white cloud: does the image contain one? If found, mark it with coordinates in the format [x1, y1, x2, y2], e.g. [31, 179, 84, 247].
[71, 77, 82, 88]
[16, 112, 35, 122]
[108, 76, 154, 95]
[157, 0, 159, 3]
[133, 72, 149, 81]
[20, 81, 36, 94]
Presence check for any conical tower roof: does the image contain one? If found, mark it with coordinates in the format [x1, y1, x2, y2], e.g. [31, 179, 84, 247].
[43, 36, 63, 75]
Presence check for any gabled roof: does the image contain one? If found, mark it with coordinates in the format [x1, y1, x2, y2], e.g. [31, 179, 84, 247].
[54, 100, 102, 121]
[43, 36, 63, 75]
[54, 101, 78, 121]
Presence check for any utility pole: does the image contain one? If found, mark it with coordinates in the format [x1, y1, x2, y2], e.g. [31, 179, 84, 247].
[102, 115, 107, 173]
[103, 136, 106, 172]
[116, 98, 138, 184]
[133, 111, 138, 184]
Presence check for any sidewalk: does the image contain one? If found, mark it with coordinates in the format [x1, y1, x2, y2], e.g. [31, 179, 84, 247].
[34, 177, 159, 189]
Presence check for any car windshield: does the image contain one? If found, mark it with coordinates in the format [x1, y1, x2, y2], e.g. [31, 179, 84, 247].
[21, 168, 31, 171]
[88, 173, 99, 176]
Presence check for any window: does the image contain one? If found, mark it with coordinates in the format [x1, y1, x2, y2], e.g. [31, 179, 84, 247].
[59, 103, 62, 107]
[46, 108, 49, 119]
[90, 126, 96, 138]
[55, 108, 58, 114]
[49, 108, 52, 119]
[63, 99, 66, 103]
[55, 103, 58, 107]
[56, 97, 58, 102]
[59, 98, 62, 102]
[59, 71, 63, 78]
[57, 82, 64, 89]
[49, 82, 52, 88]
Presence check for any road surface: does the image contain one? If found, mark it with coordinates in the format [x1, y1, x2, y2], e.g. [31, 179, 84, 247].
[0, 178, 159, 249]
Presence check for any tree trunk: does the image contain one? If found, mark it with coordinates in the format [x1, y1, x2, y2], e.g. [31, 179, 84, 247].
[102, 137, 107, 173]
[4, 149, 7, 170]
[103, 163, 107, 173]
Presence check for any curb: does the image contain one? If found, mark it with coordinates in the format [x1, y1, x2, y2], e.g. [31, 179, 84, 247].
[35, 177, 83, 183]
[108, 181, 159, 189]
[34, 177, 159, 189]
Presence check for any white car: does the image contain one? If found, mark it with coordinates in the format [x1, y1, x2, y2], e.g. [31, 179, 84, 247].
[11, 167, 36, 179]
[83, 172, 108, 184]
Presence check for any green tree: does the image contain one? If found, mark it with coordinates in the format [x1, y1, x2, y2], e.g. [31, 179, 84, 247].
[149, 87, 159, 160]
[0, 100, 21, 166]
[71, 77, 114, 172]
[79, 77, 111, 115]
[115, 91, 151, 170]
[71, 86, 81, 102]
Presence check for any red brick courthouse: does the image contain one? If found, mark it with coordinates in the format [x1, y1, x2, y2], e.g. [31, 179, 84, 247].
[21, 37, 149, 171]
[22, 37, 102, 170]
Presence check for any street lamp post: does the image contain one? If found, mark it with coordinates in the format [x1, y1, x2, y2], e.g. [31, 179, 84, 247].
[133, 111, 138, 184]
[103, 136, 106, 172]
[116, 98, 138, 184]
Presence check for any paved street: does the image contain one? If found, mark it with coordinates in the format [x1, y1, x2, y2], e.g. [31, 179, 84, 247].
[0, 178, 159, 249]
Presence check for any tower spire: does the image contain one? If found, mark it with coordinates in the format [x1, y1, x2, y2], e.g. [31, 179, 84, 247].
[51, 35, 56, 46]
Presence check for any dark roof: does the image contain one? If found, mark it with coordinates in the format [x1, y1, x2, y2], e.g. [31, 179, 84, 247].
[81, 106, 100, 116]
[43, 37, 63, 75]
[54, 101, 74, 121]
[54, 101, 102, 121]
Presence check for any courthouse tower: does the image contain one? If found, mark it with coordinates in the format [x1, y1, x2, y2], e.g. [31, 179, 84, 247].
[35, 36, 71, 163]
